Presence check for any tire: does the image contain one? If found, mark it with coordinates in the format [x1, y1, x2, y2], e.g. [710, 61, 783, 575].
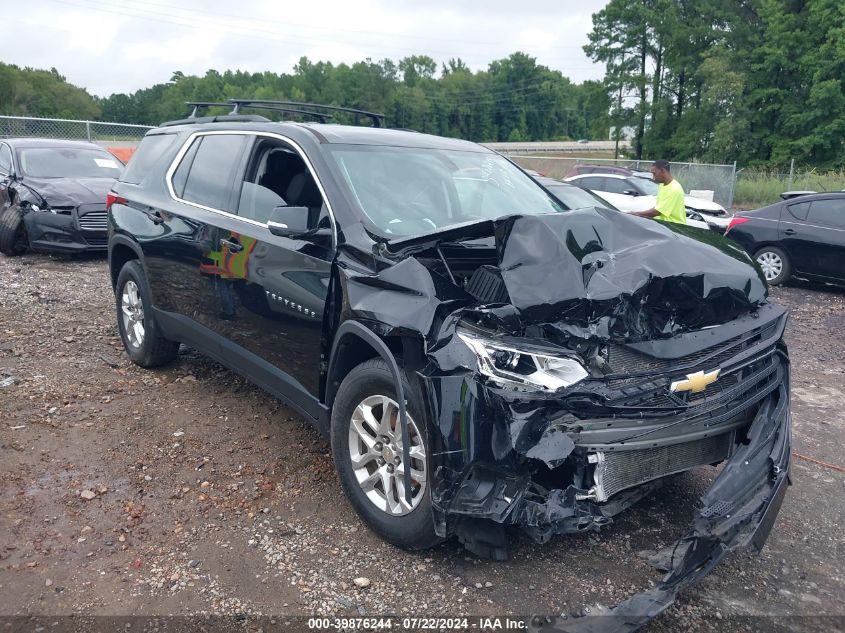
[0, 205, 28, 256]
[115, 260, 179, 368]
[754, 246, 791, 285]
[330, 358, 442, 550]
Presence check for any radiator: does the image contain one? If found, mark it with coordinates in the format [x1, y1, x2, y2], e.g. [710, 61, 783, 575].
[588, 433, 733, 502]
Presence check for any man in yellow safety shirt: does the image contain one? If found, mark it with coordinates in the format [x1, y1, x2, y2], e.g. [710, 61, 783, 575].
[632, 159, 687, 225]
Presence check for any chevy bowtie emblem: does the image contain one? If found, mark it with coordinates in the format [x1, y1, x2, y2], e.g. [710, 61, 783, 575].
[670, 369, 720, 394]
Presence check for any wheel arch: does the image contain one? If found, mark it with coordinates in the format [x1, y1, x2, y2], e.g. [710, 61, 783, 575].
[324, 319, 422, 507]
[108, 236, 144, 289]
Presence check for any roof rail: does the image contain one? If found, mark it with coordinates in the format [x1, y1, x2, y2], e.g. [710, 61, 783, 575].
[228, 99, 385, 127]
[184, 101, 333, 123]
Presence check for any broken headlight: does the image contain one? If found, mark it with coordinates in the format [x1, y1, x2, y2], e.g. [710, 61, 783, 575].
[457, 330, 589, 391]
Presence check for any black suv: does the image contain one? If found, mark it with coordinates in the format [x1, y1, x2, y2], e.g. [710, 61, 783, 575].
[108, 101, 791, 625]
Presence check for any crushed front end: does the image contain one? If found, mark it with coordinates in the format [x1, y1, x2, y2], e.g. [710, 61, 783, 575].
[342, 208, 791, 629]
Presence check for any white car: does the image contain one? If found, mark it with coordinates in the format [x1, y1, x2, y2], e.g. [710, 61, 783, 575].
[565, 173, 730, 231]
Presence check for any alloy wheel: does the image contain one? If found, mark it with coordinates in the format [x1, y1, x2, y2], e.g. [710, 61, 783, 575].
[347, 394, 427, 516]
[121, 280, 145, 348]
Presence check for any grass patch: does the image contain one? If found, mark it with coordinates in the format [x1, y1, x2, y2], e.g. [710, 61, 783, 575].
[735, 170, 845, 208]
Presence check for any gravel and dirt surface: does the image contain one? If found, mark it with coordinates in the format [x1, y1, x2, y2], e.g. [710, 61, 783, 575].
[1, 252, 843, 632]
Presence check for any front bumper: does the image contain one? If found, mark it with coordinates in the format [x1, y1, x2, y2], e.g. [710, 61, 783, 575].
[421, 305, 791, 630]
[22, 204, 108, 253]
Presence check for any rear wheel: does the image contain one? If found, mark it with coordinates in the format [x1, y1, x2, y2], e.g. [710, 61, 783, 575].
[754, 246, 791, 285]
[115, 260, 179, 367]
[0, 205, 29, 256]
[330, 358, 442, 550]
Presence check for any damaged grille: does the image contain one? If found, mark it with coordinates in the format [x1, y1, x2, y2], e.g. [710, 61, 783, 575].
[589, 432, 733, 502]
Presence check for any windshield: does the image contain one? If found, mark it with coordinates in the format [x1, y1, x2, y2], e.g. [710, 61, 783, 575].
[544, 182, 618, 211]
[327, 145, 562, 236]
[632, 176, 659, 196]
[18, 148, 123, 179]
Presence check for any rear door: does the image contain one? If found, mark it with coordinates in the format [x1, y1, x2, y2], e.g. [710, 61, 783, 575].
[170, 132, 334, 409]
[779, 198, 845, 281]
[142, 132, 250, 330]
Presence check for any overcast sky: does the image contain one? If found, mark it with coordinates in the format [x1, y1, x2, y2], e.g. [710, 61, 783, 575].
[4, 0, 609, 97]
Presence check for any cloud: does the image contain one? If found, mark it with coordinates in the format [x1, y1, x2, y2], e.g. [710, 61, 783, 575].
[2, 0, 607, 96]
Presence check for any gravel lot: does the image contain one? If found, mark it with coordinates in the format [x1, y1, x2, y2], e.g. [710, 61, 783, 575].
[1, 252, 843, 631]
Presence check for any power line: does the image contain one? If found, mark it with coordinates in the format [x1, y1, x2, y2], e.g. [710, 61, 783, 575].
[45, 0, 601, 72]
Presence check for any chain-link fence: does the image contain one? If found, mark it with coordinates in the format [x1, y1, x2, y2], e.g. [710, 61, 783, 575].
[503, 155, 738, 210]
[0, 115, 152, 161]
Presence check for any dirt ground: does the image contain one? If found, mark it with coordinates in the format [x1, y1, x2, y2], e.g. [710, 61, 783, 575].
[1, 252, 843, 632]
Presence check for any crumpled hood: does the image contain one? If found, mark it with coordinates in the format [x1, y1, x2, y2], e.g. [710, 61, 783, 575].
[366, 208, 768, 346]
[22, 176, 114, 207]
[490, 209, 767, 341]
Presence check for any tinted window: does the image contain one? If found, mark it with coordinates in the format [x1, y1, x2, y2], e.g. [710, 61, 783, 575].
[179, 135, 247, 212]
[787, 201, 810, 220]
[171, 138, 200, 198]
[808, 199, 845, 228]
[0, 144, 11, 174]
[121, 134, 177, 184]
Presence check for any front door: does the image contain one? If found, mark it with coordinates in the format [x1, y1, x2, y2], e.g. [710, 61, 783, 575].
[196, 135, 334, 402]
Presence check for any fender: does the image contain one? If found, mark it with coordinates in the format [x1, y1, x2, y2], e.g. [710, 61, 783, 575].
[327, 320, 414, 505]
[108, 234, 146, 288]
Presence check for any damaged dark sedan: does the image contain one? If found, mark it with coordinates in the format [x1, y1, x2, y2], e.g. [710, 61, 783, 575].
[107, 101, 791, 631]
[0, 138, 123, 256]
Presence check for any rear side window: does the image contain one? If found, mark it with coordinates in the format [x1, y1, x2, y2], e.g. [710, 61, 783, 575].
[120, 134, 177, 184]
[787, 201, 810, 220]
[176, 135, 247, 212]
[807, 199, 845, 228]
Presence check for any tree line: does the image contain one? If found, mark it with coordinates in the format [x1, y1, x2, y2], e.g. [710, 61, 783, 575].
[587, 0, 845, 168]
[0, 55, 610, 144]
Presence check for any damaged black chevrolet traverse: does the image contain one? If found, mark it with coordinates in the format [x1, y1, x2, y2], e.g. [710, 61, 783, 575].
[108, 101, 790, 626]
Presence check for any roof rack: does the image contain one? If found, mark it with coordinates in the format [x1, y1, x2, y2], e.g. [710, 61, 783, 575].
[228, 99, 384, 127]
[185, 101, 333, 123]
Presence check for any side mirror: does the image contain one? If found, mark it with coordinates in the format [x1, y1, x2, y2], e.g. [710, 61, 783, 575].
[622, 189, 639, 196]
[267, 206, 332, 241]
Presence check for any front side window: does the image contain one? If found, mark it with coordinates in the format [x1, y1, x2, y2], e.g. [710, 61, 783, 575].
[328, 146, 560, 237]
[601, 178, 631, 195]
[17, 147, 123, 178]
[546, 184, 617, 211]
[236, 142, 324, 225]
[631, 176, 659, 196]
[174, 134, 248, 212]
[577, 176, 606, 191]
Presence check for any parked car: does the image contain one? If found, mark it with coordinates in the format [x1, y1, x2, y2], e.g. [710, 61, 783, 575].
[107, 100, 790, 627]
[725, 192, 845, 285]
[532, 175, 621, 211]
[543, 173, 709, 230]
[565, 172, 730, 231]
[0, 138, 123, 256]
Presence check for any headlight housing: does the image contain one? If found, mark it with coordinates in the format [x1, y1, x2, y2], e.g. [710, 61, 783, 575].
[457, 330, 589, 392]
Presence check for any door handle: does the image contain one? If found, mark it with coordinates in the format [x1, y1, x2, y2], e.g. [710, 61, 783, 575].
[220, 237, 244, 253]
[783, 228, 796, 235]
[144, 209, 164, 225]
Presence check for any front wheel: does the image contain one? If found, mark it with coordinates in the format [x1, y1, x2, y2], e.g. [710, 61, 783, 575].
[754, 246, 791, 285]
[330, 358, 442, 550]
[0, 205, 29, 256]
[115, 260, 180, 367]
